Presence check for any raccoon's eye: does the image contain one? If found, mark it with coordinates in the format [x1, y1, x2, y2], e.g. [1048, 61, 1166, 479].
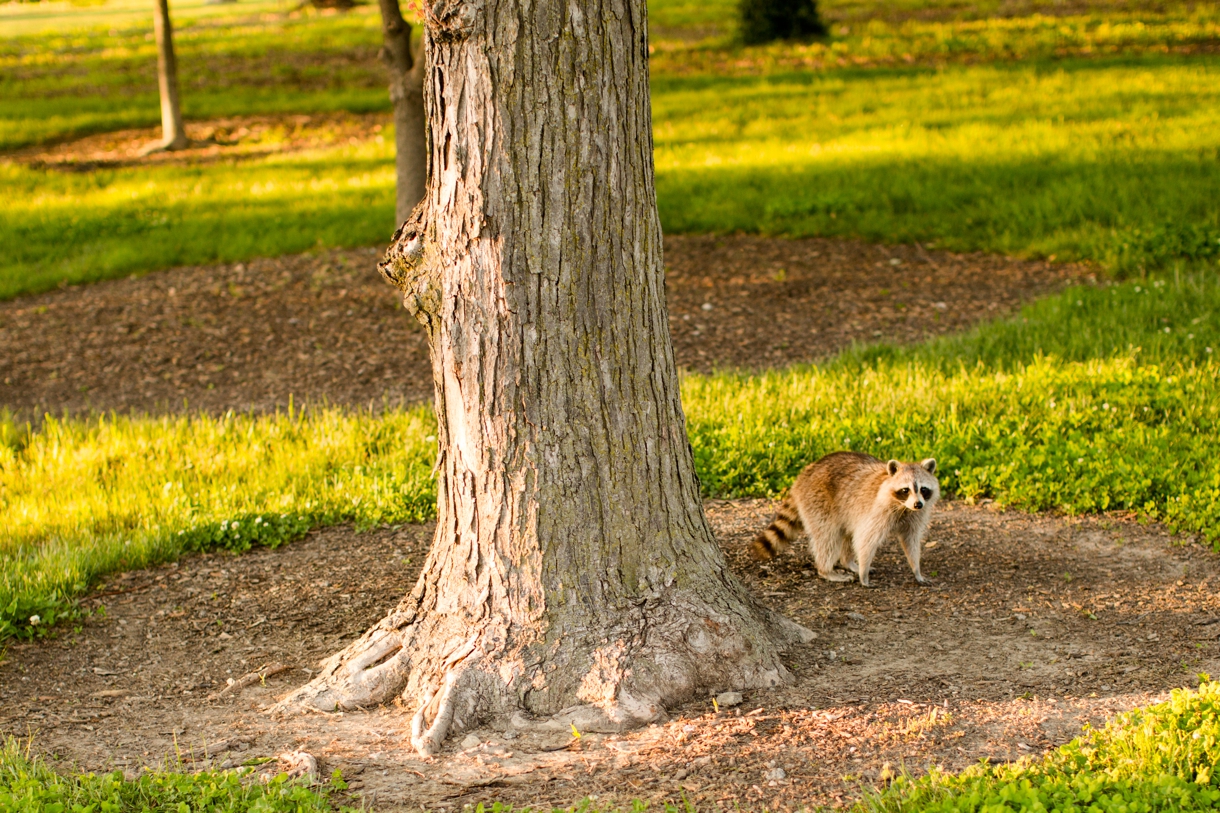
[920, 487, 933, 499]
[895, 488, 910, 499]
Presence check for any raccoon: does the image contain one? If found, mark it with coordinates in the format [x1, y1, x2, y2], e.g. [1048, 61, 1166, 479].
[751, 452, 939, 587]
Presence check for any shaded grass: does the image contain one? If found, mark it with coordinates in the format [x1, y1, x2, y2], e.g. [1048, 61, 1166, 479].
[4, 273, 1220, 640]
[0, 88, 389, 154]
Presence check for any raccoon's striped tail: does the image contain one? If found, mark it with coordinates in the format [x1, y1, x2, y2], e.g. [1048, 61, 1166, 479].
[751, 499, 803, 560]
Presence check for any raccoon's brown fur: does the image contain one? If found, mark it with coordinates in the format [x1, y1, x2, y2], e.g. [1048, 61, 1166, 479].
[753, 451, 939, 587]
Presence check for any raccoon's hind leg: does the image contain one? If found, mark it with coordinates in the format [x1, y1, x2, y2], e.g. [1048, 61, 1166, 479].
[804, 516, 853, 582]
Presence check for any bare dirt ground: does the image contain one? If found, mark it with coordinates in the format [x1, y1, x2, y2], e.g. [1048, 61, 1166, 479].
[2, 501, 1217, 811]
[0, 234, 1082, 421]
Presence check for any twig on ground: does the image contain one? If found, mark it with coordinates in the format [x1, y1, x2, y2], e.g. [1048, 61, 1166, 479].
[209, 662, 292, 700]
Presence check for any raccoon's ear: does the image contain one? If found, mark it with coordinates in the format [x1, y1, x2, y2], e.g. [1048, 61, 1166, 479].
[887, 459, 900, 476]
[921, 458, 937, 474]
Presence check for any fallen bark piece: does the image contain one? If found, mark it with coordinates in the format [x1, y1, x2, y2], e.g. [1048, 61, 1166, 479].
[276, 750, 318, 782]
[209, 663, 292, 699]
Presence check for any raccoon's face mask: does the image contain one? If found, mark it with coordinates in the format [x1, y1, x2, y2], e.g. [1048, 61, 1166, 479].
[888, 458, 938, 511]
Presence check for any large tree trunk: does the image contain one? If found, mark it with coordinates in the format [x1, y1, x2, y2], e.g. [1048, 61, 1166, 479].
[278, 0, 811, 755]
[152, 0, 188, 151]
[377, 0, 426, 225]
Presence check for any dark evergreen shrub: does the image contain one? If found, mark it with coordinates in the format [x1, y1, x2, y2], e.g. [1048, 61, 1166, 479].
[738, 0, 827, 45]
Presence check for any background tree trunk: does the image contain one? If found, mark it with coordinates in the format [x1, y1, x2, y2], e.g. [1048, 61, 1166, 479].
[377, 0, 427, 226]
[279, 0, 811, 754]
[152, 0, 188, 151]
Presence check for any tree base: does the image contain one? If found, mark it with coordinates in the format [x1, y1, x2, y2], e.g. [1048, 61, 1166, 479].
[140, 136, 190, 155]
[276, 588, 813, 756]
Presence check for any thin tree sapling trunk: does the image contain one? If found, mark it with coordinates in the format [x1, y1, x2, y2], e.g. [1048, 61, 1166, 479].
[152, 0, 189, 151]
[277, 0, 812, 755]
[377, 0, 427, 225]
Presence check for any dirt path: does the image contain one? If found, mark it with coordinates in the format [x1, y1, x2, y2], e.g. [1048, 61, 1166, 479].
[3, 501, 1216, 810]
[0, 235, 1082, 421]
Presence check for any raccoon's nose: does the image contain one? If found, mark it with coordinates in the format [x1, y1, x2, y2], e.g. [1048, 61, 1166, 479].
[914, 500, 924, 510]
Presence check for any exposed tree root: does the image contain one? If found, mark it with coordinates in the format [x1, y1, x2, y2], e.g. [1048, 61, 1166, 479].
[276, 589, 813, 757]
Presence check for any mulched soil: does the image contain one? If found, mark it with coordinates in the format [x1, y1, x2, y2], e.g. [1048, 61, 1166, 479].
[0, 235, 1083, 422]
[2, 502, 1217, 810]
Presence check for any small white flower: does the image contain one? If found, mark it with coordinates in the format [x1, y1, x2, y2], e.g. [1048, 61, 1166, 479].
[254, 516, 262, 525]
[231, 522, 239, 530]
[1208, 347, 1214, 354]
[29, 615, 40, 626]
[1164, 326, 1171, 333]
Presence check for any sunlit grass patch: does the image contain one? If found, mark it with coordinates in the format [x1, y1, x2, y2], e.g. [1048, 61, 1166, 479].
[654, 56, 1220, 274]
[0, 137, 396, 297]
[650, 4, 1220, 74]
[0, 405, 436, 641]
[0, 3, 389, 150]
[858, 680, 1220, 812]
[0, 737, 344, 813]
[4, 55, 1218, 299]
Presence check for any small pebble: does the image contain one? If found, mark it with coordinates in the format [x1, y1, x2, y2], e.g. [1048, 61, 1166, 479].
[460, 734, 481, 750]
[847, 612, 866, 622]
[716, 691, 744, 708]
[765, 767, 787, 781]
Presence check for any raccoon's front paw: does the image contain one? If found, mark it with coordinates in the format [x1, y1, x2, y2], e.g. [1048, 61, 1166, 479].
[913, 572, 930, 585]
[819, 570, 854, 583]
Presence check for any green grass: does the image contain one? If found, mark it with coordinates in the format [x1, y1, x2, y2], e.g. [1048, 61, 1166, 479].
[858, 680, 1220, 812]
[4, 272, 1220, 641]
[4, 54, 1218, 298]
[4, 0, 1214, 150]
[650, 5, 1220, 72]
[1, 0, 1217, 297]
[0, 3, 390, 150]
[0, 737, 346, 813]
[653, 56, 1220, 274]
[0, 138, 396, 297]
[0, 403, 436, 639]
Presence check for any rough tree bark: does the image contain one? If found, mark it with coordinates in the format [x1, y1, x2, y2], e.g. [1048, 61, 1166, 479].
[277, 0, 812, 755]
[378, 0, 427, 225]
[152, 0, 188, 151]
